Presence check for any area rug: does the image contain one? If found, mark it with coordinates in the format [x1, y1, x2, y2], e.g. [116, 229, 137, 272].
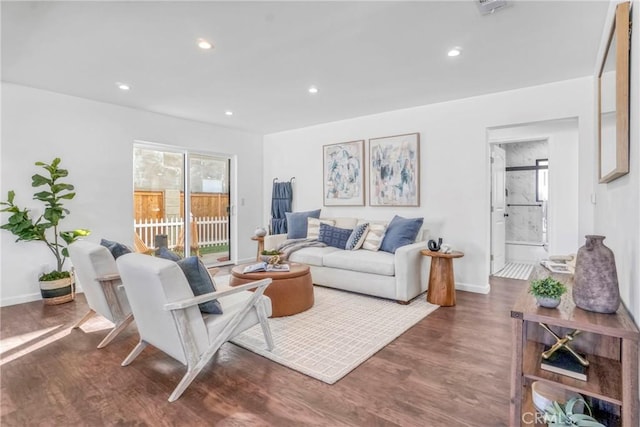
[228, 285, 438, 384]
[493, 262, 534, 280]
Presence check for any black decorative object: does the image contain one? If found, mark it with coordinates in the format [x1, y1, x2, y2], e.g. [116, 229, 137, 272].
[428, 238, 442, 252]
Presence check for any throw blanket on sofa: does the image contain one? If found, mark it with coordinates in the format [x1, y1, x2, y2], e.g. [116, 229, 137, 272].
[277, 238, 327, 259]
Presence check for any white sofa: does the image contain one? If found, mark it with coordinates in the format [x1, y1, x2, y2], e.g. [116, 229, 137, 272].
[264, 217, 429, 303]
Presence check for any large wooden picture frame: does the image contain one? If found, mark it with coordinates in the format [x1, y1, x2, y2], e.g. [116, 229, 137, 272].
[598, 1, 630, 183]
[323, 140, 365, 206]
[369, 133, 420, 207]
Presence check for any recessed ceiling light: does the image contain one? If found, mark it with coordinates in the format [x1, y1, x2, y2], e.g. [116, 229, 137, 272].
[116, 82, 131, 91]
[225, 111, 233, 116]
[197, 38, 213, 50]
[447, 48, 461, 57]
[308, 86, 319, 94]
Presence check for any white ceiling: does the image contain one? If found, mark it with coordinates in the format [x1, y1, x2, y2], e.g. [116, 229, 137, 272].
[2, 1, 609, 134]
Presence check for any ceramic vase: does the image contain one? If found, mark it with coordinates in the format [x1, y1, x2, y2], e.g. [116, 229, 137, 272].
[254, 227, 267, 237]
[573, 235, 620, 314]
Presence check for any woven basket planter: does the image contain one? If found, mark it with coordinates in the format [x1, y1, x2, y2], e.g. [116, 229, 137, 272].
[39, 274, 75, 305]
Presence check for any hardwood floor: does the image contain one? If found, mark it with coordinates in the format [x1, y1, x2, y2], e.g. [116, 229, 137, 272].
[0, 276, 526, 426]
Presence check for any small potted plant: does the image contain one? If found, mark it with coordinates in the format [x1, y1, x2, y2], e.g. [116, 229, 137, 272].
[1, 158, 90, 305]
[529, 277, 567, 308]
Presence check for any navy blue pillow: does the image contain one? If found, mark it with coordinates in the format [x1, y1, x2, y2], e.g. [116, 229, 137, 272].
[380, 215, 424, 254]
[100, 238, 132, 259]
[156, 246, 182, 262]
[176, 256, 223, 315]
[285, 209, 321, 239]
[318, 223, 353, 249]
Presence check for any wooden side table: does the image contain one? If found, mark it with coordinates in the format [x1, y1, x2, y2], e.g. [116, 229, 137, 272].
[421, 249, 464, 306]
[251, 236, 265, 261]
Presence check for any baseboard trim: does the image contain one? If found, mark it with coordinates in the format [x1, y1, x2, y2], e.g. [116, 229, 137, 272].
[456, 282, 490, 294]
[1, 288, 85, 308]
[1, 292, 42, 307]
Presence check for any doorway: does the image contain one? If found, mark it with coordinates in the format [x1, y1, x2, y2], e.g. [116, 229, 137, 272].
[133, 143, 233, 267]
[490, 138, 549, 279]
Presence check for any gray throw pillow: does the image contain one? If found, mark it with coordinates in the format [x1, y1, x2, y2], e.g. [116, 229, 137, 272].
[318, 223, 353, 249]
[285, 209, 321, 239]
[380, 215, 424, 253]
[176, 256, 223, 315]
[100, 238, 132, 259]
[156, 247, 182, 262]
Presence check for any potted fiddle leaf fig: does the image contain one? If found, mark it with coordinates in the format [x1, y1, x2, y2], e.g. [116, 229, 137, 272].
[1, 158, 90, 305]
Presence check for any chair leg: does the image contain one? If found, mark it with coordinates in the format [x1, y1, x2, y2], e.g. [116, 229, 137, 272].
[121, 340, 148, 366]
[97, 314, 134, 349]
[72, 309, 96, 329]
[168, 368, 201, 403]
[257, 304, 274, 351]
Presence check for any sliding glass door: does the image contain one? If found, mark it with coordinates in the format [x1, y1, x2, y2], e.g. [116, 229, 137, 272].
[133, 144, 232, 266]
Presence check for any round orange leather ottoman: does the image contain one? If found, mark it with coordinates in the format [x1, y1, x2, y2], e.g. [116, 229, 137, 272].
[229, 262, 314, 317]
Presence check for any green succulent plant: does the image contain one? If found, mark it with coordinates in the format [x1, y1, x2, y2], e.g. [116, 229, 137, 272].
[0, 158, 90, 279]
[544, 397, 604, 426]
[529, 277, 567, 299]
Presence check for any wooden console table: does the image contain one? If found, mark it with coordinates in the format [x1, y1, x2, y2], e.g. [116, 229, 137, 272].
[510, 279, 639, 426]
[421, 249, 464, 306]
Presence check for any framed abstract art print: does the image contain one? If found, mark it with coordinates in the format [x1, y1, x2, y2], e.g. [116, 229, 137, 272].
[369, 133, 420, 207]
[323, 140, 365, 206]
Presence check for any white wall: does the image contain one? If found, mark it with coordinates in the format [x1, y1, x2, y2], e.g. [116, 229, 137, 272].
[1, 83, 264, 306]
[489, 118, 580, 255]
[593, 2, 640, 323]
[263, 78, 596, 294]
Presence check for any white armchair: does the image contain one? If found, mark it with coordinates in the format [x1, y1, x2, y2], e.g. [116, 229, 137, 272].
[116, 253, 274, 402]
[68, 240, 133, 348]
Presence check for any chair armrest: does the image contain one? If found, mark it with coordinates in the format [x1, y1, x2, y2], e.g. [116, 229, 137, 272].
[97, 273, 121, 282]
[264, 234, 287, 251]
[163, 278, 272, 311]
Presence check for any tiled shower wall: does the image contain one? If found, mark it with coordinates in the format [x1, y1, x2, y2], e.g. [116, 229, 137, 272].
[503, 140, 548, 243]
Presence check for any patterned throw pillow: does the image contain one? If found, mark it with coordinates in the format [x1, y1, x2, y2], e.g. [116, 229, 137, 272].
[318, 223, 353, 249]
[307, 218, 336, 240]
[345, 223, 369, 250]
[361, 223, 388, 251]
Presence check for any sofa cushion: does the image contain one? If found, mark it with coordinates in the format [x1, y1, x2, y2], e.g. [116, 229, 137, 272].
[176, 256, 223, 315]
[288, 246, 342, 266]
[307, 218, 335, 240]
[323, 249, 395, 276]
[345, 223, 369, 250]
[361, 222, 388, 251]
[286, 209, 321, 239]
[380, 215, 424, 254]
[318, 223, 353, 249]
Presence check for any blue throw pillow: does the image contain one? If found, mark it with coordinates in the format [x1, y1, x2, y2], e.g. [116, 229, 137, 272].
[156, 246, 182, 262]
[380, 215, 424, 254]
[285, 209, 321, 239]
[176, 256, 223, 315]
[345, 223, 369, 250]
[318, 223, 353, 249]
[100, 238, 132, 260]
